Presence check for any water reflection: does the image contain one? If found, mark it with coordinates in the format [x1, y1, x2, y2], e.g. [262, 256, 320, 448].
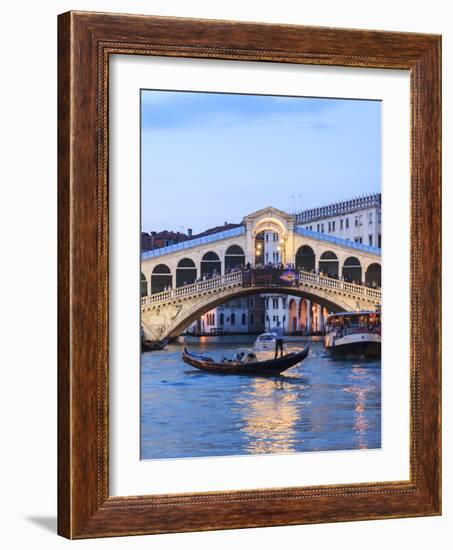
[234, 378, 302, 454]
[344, 366, 379, 449]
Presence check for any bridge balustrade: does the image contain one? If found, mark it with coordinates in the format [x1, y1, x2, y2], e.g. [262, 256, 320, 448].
[141, 267, 381, 308]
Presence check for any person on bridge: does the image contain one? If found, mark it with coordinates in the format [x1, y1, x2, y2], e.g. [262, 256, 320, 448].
[272, 321, 285, 359]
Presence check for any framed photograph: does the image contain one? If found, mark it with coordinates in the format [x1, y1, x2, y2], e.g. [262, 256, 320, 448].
[58, 11, 441, 538]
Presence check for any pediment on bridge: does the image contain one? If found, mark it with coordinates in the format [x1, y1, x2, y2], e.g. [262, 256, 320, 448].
[242, 206, 294, 225]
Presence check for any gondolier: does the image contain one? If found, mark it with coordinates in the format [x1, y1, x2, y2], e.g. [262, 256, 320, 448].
[271, 321, 285, 359]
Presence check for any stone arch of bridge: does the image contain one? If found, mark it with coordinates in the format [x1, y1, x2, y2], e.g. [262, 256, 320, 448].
[252, 216, 288, 238]
[163, 285, 359, 339]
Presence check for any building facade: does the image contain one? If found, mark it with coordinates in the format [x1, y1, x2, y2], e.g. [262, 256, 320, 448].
[295, 193, 381, 248]
[188, 295, 266, 335]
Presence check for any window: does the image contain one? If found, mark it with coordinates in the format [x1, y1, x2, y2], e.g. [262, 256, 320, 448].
[340, 219, 343, 230]
[321, 223, 325, 232]
[283, 315, 286, 323]
[355, 215, 359, 227]
[206, 313, 215, 326]
[282, 297, 287, 308]
[273, 298, 279, 309]
[328, 222, 331, 232]
[265, 298, 269, 308]
[332, 221, 336, 231]
[378, 234, 382, 247]
[368, 212, 373, 224]
[242, 313, 246, 325]
[230, 313, 236, 325]
[369, 235, 373, 246]
[378, 210, 381, 223]
[265, 233, 269, 242]
[250, 313, 255, 324]
[249, 297, 255, 307]
[354, 236, 363, 244]
[219, 313, 224, 325]
[265, 253, 268, 263]
[346, 217, 349, 229]
[317, 223, 320, 232]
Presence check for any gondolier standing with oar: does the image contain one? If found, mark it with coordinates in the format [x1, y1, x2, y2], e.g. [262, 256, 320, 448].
[272, 321, 285, 359]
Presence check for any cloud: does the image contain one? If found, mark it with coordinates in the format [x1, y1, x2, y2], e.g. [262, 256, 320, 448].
[140, 89, 343, 130]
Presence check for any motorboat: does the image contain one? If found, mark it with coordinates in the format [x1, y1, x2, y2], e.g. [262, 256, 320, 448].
[324, 311, 381, 358]
[182, 345, 309, 375]
[254, 332, 277, 351]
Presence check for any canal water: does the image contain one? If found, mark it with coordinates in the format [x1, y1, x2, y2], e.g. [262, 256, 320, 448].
[141, 336, 381, 460]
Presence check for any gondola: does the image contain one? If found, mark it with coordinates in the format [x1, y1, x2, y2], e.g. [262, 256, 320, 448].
[182, 345, 309, 375]
[141, 338, 169, 352]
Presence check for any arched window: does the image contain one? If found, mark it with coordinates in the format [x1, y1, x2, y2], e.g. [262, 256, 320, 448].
[319, 251, 339, 278]
[150, 264, 172, 294]
[295, 245, 315, 272]
[200, 251, 221, 278]
[225, 244, 245, 270]
[242, 313, 247, 325]
[365, 263, 381, 287]
[140, 272, 148, 297]
[343, 256, 362, 283]
[219, 313, 224, 325]
[176, 258, 197, 287]
[230, 313, 236, 326]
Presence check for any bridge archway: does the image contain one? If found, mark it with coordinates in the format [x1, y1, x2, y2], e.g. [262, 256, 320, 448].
[151, 264, 172, 294]
[295, 245, 315, 272]
[343, 256, 362, 283]
[319, 251, 339, 278]
[225, 245, 245, 271]
[164, 286, 355, 339]
[365, 262, 381, 287]
[176, 258, 197, 287]
[253, 217, 287, 238]
[141, 272, 148, 297]
[201, 251, 221, 278]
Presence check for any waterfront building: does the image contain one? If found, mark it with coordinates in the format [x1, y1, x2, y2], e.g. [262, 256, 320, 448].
[295, 193, 381, 248]
[188, 295, 265, 335]
[264, 294, 288, 331]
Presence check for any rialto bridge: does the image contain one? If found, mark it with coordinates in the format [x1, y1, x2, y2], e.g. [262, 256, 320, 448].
[141, 207, 381, 343]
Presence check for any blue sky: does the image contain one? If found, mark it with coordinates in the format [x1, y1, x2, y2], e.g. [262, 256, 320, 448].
[141, 90, 381, 234]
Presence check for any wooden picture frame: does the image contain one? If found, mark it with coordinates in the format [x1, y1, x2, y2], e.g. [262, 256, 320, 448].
[58, 11, 441, 539]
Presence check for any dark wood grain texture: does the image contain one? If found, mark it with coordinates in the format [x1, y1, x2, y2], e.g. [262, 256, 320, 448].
[57, 11, 441, 539]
